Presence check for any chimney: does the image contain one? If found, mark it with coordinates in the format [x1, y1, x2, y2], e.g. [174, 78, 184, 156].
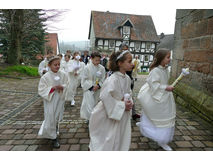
[160, 33, 165, 39]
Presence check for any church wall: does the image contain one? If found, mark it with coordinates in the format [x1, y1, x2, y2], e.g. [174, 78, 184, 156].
[171, 9, 213, 123]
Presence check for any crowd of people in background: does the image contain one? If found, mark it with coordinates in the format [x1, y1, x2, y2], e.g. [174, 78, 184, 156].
[37, 44, 175, 151]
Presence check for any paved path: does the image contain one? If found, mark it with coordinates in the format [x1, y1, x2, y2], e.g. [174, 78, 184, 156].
[0, 75, 212, 151]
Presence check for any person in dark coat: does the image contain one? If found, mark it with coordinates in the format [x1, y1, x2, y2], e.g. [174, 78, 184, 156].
[81, 50, 90, 65]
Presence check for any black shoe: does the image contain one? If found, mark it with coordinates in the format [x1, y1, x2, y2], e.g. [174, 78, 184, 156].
[132, 114, 140, 121]
[53, 138, 60, 148]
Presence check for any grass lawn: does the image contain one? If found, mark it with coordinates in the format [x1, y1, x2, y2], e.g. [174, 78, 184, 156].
[138, 72, 149, 75]
[0, 64, 39, 77]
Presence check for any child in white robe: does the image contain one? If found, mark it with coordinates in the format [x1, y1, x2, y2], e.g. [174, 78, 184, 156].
[38, 51, 53, 76]
[38, 56, 68, 148]
[137, 48, 176, 151]
[60, 54, 71, 72]
[80, 52, 105, 121]
[58, 53, 66, 72]
[77, 57, 86, 88]
[38, 57, 49, 76]
[89, 50, 134, 151]
[65, 52, 84, 106]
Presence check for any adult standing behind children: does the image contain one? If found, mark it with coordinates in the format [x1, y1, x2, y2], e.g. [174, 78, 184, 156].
[81, 50, 90, 65]
[132, 55, 140, 81]
[80, 52, 105, 121]
[38, 56, 68, 148]
[89, 50, 134, 151]
[137, 48, 176, 151]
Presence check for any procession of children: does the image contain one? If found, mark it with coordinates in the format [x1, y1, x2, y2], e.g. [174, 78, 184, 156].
[38, 44, 177, 151]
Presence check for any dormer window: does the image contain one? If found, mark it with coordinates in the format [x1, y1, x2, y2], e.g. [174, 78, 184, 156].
[123, 26, 130, 34]
[122, 26, 130, 40]
[118, 18, 133, 41]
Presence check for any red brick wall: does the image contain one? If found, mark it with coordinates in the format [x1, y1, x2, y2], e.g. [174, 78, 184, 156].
[45, 33, 58, 55]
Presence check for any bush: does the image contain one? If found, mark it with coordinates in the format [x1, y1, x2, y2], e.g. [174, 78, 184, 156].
[2, 65, 39, 76]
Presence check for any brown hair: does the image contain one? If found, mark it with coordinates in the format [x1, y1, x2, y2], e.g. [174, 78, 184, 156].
[149, 48, 170, 71]
[72, 52, 79, 60]
[91, 51, 101, 58]
[66, 50, 71, 54]
[65, 54, 70, 59]
[58, 54, 63, 58]
[109, 50, 131, 72]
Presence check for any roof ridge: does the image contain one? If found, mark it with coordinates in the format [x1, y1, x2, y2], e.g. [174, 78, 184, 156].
[91, 10, 151, 17]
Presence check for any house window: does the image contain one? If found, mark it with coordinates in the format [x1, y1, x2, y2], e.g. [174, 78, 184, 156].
[123, 41, 129, 46]
[98, 40, 103, 46]
[130, 42, 134, 47]
[135, 42, 140, 51]
[140, 55, 144, 61]
[146, 42, 151, 49]
[144, 55, 149, 62]
[151, 43, 155, 49]
[149, 55, 153, 61]
[116, 41, 121, 47]
[123, 26, 130, 40]
[109, 40, 115, 48]
[115, 47, 120, 51]
[141, 49, 145, 52]
[123, 26, 130, 34]
[104, 40, 108, 46]
[141, 42, 145, 48]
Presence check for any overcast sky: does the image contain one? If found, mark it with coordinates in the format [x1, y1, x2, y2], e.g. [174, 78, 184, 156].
[2, 0, 211, 42]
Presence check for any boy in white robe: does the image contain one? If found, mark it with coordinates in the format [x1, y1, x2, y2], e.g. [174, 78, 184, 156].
[38, 51, 53, 76]
[80, 52, 105, 121]
[77, 58, 85, 87]
[65, 52, 84, 106]
[38, 56, 68, 148]
[58, 53, 66, 71]
[89, 50, 134, 151]
[60, 54, 71, 72]
[137, 48, 176, 151]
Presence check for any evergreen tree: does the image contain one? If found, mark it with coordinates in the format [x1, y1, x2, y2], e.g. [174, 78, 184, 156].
[21, 9, 47, 61]
[0, 9, 47, 64]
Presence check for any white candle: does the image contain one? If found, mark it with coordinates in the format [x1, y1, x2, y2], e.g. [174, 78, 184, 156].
[171, 68, 189, 87]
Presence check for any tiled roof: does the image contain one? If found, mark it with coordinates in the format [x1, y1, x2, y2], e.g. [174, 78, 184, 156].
[89, 11, 160, 42]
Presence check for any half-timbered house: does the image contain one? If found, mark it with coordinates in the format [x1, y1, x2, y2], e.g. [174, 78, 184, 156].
[88, 11, 160, 71]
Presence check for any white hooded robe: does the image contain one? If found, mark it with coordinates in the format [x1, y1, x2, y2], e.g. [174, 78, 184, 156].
[38, 70, 68, 139]
[89, 72, 132, 151]
[80, 62, 105, 120]
[137, 65, 176, 144]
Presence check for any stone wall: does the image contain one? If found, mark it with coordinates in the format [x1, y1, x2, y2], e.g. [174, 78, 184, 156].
[171, 9, 213, 123]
